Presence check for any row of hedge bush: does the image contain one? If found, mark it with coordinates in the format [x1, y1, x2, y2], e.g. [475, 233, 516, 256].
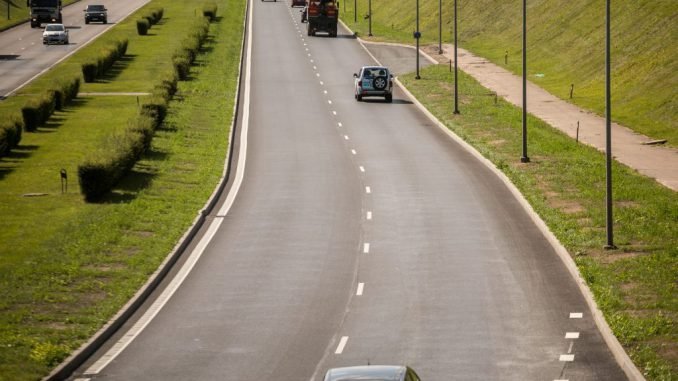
[172, 16, 211, 80]
[136, 8, 164, 35]
[20, 75, 81, 133]
[82, 38, 129, 83]
[0, 114, 23, 158]
[78, 69, 178, 201]
[202, 3, 218, 21]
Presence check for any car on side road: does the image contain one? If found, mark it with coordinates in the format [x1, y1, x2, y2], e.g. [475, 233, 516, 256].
[292, 0, 306, 6]
[84, 4, 107, 24]
[324, 365, 422, 381]
[354, 66, 394, 102]
[42, 23, 68, 45]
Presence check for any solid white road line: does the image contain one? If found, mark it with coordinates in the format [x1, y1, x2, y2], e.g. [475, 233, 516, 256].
[83, 0, 255, 375]
[335, 336, 349, 354]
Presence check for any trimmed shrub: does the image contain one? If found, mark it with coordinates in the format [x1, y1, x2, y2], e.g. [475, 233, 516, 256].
[0, 114, 23, 157]
[78, 130, 146, 201]
[140, 96, 168, 127]
[128, 113, 155, 151]
[82, 60, 98, 82]
[136, 18, 150, 35]
[21, 92, 55, 131]
[48, 75, 80, 110]
[203, 3, 218, 21]
[172, 54, 191, 80]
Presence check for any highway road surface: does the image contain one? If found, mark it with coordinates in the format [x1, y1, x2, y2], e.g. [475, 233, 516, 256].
[0, 0, 148, 99]
[70, 0, 628, 380]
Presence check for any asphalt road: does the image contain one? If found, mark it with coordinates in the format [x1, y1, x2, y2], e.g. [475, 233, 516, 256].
[0, 0, 148, 99]
[72, 0, 627, 380]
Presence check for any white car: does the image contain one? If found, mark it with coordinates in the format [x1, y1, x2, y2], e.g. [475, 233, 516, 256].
[43, 23, 69, 45]
[353, 66, 394, 102]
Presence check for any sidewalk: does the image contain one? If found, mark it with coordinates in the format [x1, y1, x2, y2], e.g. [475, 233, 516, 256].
[428, 44, 678, 192]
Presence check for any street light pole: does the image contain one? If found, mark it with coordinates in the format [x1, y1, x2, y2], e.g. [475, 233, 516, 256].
[604, 0, 616, 250]
[438, 0, 442, 54]
[415, 0, 420, 79]
[453, 0, 459, 114]
[520, 0, 530, 163]
[368, 0, 372, 36]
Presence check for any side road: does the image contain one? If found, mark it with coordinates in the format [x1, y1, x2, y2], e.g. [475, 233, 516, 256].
[433, 44, 677, 191]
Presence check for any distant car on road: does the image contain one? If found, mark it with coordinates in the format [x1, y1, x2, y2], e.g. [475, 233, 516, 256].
[292, 0, 306, 6]
[324, 365, 422, 381]
[42, 23, 68, 45]
[354, 66, 394, 102]
[84, 4, 107, 24]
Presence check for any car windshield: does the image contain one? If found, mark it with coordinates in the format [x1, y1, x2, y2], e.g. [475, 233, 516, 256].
[45, 25, 64, 31]
[87, 5, 105, 11]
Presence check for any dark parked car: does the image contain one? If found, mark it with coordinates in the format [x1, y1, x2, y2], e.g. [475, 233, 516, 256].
[324, 365, 421, 381]
[292, 0, 306, 6]
[84, 4, 107, 24]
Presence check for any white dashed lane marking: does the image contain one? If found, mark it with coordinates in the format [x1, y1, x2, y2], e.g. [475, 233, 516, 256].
[565, 332, 580, 339]
[569, 312, 583, 319]
[363, 243, 370, 254]
[337, 122, 342, 127]
[365, 186, 371, 194]
[356, 283, 364, 295]
[366, 211, 372, 220]
[559, 354, 575, 362]
[335, 336, 349, 354]
[351, 149, 357, 155]
[344, 135, 349, 140]
[359, 166, 365, 172]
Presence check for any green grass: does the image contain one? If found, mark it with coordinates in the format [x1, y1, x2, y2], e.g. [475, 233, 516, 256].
[0, 0, 79, 31]
[341, 0, 678, 146]
[0, 0, 245, 378]
[400, 64, 677, 380]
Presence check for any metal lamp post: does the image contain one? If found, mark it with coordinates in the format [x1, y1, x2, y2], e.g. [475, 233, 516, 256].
[415, 0, 421, 79]
[368, 0, 372, 36]
[520, 0, 530, 163]
[453, 0, 459, 114]
[438, 0, 443, 54]
[604, 0, 616, 249]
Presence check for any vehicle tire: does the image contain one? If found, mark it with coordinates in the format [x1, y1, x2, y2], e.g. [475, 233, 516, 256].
[85, 19, 89, 24]
[356, 94, 362, 101]
[103, 19, 107, 24]
[373, 76, 387, 90]
[385, 94, 392, 103]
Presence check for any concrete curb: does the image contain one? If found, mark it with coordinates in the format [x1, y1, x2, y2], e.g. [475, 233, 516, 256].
[42, 0, 251, 379]
[339, 18, 645, 381]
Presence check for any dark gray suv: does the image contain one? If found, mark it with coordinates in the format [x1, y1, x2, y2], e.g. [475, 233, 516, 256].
[84, 4, 107, 24]
[324, 365, 421, 381]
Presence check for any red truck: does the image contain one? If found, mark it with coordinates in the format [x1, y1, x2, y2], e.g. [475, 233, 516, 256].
[306, 0, 338, 37]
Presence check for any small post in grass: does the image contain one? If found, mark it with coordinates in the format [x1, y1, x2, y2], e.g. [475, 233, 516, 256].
[570, 83, 574, 99]
[60, 169, 68, 194]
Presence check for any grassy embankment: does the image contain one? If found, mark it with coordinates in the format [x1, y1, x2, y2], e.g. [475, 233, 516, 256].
[340, 0, 677, 146]
[0, 0, 80, 31]
[0, 0, 245, 379]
